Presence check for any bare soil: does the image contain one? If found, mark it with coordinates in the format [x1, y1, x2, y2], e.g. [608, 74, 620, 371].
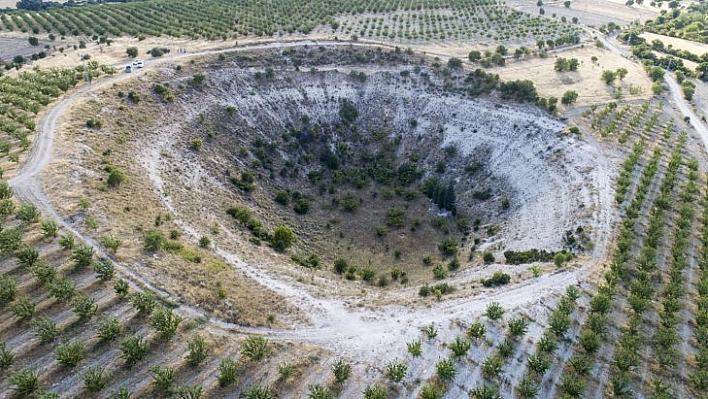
[492, 45, 653, 105]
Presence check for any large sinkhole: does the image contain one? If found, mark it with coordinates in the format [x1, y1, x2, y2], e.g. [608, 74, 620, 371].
[142, 46, 610, 284]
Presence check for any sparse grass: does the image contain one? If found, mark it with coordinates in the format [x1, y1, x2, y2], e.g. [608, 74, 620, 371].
[407, 340, 422, 357]
[72, 295, 98, 321]
[307, 384, 332, 399]
[277, 362, 294, 379]
[423, 324, 438, 340]
[130, 292, 157, 314]
[110, 387, 133, 399]
[435, 358, 456, 381]
[0, 274, 18, 305]
[114, 279, 129, 297]
[174, 384, 203, 399]
[331, 358, 351, 385]
[243, 385, 276, 399]
[448, 336, 471, 358]
[467, 321, 486, 340]
[385, 361, 407, 383]
[363, 384, 387, 399]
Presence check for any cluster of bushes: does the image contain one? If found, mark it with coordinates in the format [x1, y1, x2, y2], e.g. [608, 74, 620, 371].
[695, 168, 708, 389]
[339, 99, 359, 124]
[348, 70, 367, 82]
[554, 57, 579, 72]
[463, 68, 500, 96]
[469, 45, 529, 68]
[543, 33, 581, 48]
[481, 272, 510, 287]
[224, 208, 291, 249]
[644, 4, 708, 44]
[226, 206, 296, 251]
[681, 79, 696, 100]
[152, 83, 174, 102]
[149, 47, 169, 57]
[537, 96, 559, 113]
[418, 283, 455, 297]
[385, 208, 406, 228]
[499, 80, 538, 102]
[600, 68, 628, 85]
[105, 166, 127, 188]
[421, 178, 456, 214]
[615, 141, 645, 203]
[438, 238, 458, 258]
[648, 38, 706, 64]
[628, 40, 692, 76]
[250, 138, 277, 170]
[85, 117, 103, 129]
[291, 252, 320, 269]
[229, 171, 256, 192]
[227, 206, 268, 239]
[188, 73, 206, 87]
[142, 230, 202, 263]
[561, 90, 578, 105]
[504, 249, 572, 265]
[333, 258, 408, 286]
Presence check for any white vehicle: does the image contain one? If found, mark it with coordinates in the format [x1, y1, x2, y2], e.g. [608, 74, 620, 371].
[132, 59, 144, 68]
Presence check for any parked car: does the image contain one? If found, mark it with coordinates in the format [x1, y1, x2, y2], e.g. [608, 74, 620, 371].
[125, 65, 132, 73]
[132, 59, 144, 68]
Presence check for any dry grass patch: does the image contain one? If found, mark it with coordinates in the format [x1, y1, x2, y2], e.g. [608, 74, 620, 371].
[492, 46, 653, 105]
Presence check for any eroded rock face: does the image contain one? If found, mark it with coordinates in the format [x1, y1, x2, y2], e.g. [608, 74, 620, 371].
[142, 57, 612, 268]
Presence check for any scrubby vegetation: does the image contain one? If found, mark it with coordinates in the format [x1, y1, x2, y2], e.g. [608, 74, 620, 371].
[504, 249, 573, 265]
[189, 47, 552, 284]
[644, 4, 708, 44]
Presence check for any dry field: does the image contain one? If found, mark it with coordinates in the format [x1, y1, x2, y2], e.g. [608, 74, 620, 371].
[493, 45, 653, 105]
[641, 31, 708, 56]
